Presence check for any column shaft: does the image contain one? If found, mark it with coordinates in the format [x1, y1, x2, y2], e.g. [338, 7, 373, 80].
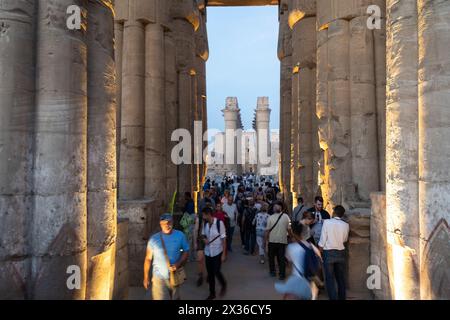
[385, 0, 420, 300]
[119, 21, 145, 200]
[32, 0, 88, 299]
[418, 0, 450, 300]
[145, 23, 166, 204]
[86, 0, 117, 300]
[0, 0, 36, 299]
[349, 16, 379, 201]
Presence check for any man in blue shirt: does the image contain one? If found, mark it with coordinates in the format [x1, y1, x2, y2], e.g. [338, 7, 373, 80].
[143, 213, 190, 300]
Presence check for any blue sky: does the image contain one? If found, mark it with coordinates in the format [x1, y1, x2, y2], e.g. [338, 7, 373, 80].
[206, 6, 280, 132]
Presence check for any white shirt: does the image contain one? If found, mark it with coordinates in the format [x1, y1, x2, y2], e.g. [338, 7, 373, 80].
[318, 217, 349, 250]
[202, 218, 226, 257]
[222, 203, 238, 227]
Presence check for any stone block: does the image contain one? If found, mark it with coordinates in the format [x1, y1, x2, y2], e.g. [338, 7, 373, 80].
[115, 0, 129, 21]
[345, 208, 372, 297]
[370, 192, 392, 299]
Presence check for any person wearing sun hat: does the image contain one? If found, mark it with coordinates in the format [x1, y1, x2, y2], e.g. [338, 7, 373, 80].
[143, 213, 190, 300]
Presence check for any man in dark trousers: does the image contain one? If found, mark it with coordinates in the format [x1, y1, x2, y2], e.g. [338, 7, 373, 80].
[318, 205, 349, 300]
[264, 203, 291, 280]
[201, 207, 227, 300]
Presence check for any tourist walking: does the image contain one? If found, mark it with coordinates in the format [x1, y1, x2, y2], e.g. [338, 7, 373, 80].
[222, 195, 238, 252]
[243, 199, 257, 255]
[265, 203, 291, 280]
[201, 207, 228, 300]
[143, 214, 189, 300]
[318, 205, 349, 300]
[253, 203, 270, 263]
[275, 222, 317, 300]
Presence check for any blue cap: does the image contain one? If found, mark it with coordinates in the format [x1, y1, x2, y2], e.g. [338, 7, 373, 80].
[160, 213, 173, 221]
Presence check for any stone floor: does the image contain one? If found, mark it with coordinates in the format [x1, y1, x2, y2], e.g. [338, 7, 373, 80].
[129, 231, 372, 300]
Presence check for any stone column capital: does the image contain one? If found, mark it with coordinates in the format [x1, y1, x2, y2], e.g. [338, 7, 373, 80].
[288, 0, 316, 29]
[195, 12, 209, 61]
[115, 0, 171, 27]
[170, 0, 200, 31]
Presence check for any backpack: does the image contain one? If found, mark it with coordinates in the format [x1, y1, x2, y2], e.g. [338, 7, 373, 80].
[298, 242, 321, 279]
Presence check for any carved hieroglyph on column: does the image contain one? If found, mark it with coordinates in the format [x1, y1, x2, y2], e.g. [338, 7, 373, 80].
[86, 0, 117, 300]
[417, 0, 450, 300]
[385, 0, 420, 300]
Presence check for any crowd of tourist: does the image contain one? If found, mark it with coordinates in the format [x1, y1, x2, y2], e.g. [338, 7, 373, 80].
[143, 173, 350, 301]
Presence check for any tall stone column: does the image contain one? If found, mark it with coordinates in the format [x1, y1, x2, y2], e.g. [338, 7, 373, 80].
[349, 16, 379, 201]
[32, 0, 88, 299]
[289, 0, 317, 204]
[385, 0, 420, 300]
[171, 0, 199, 196]
[255, 97, 272, 176]
[316, 25, 328, 199]
[119, 16, 145, 200]
[86, 0, 117, 300]
[374, 13, 386, 192]
[278, 0, 292, 201]
[290, 62, 300, 205]
[164, 31, 178, 201]
[114, 21, 124, 189]
[223, 97, 242, 175]
[0, 0, 36, 299]
[145, 22, 166, 206]
[196, 9, 209, 195]
[417, 0, 450, 300]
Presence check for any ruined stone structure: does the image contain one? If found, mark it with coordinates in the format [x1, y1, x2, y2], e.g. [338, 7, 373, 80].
[222, 97, 244, 175]
[0, 0, 449, 300]
[253, 97, 272, 175]
[208, 96, 279, 177]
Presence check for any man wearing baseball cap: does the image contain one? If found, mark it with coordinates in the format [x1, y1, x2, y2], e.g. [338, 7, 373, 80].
[143, 213, 190, 300]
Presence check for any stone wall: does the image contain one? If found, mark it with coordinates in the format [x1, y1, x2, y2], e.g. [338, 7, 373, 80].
[118, 199, 160, 286]
[113, 219, 129, 300]
[370, 192, 392, 300]
[346, 208, 372, 298]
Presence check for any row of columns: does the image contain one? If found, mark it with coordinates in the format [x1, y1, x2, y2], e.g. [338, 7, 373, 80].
[386, 0, 450, 300]
[115, 0, 209, 208]
[279, 0, 386, 210]
[0, 0, 117, 299]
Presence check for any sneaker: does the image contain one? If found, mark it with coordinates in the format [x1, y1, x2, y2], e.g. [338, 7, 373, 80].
[279, 275, 286, 281]
[260, 258, 265, 264]
[206, 294, 216, 300]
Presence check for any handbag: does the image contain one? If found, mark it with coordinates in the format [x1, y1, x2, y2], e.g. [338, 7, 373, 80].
[160, 234, 186, 288]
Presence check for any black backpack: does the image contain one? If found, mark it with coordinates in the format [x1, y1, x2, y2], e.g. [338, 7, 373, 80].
[298, 242, 321, 279]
